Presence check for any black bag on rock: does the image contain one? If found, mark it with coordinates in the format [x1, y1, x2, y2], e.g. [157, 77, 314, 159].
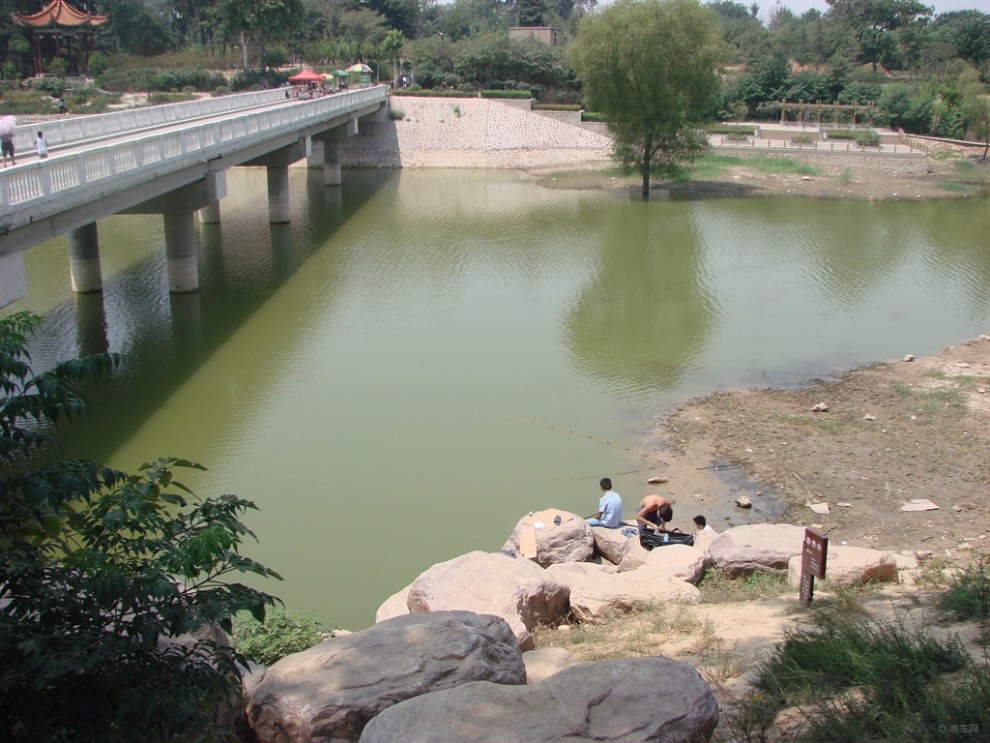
[639, 527, 694, 550]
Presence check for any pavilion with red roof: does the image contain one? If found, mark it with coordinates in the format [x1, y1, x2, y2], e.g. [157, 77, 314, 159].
[12, 0, 110, 77]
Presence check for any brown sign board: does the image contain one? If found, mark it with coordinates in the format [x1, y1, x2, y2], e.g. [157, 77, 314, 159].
[799, 528, 829, 603]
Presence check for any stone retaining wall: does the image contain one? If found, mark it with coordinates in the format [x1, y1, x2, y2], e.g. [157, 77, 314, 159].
[340, 96, 612, 169]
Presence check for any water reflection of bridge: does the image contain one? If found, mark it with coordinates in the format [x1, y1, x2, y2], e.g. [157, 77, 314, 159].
[0, 86, 389, 307]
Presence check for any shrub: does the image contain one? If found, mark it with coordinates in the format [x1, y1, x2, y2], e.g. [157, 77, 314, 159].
[534, 103, 581, 111]
[230, 69, 288, 91]
[480, 89, 531, 99]
[96, 68, 226, 93]
[706, 124, 755, 135]
[790, 134, 814, 144]
[88, 51, 111, 76]
[392, 88, 472, 98]
[938, 558, 990, 622]
[581, 111, 607, 122]
[213, 85, 232, 97]
[0, 311, 280, 741]
[824, 129, 880, 146]
[232, 609, 336, 666]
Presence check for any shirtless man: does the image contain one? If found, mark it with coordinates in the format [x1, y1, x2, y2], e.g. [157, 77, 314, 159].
[635, 493, 674, 530]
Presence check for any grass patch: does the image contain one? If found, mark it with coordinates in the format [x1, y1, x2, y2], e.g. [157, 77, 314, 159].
[532, 601, 702, 662]
[891, 383, 968, 417]
[768, 412, 845, 434]
[687, 154, 746, 179]
[938, 558, 990, 623]
[749, 614, 984, 740]
[231, 608, 336, 666]
[939, 181, 980, 194]
[698, 566, 790, 603]
[750, 154, 821, 176]
[837, 167, 853, 185]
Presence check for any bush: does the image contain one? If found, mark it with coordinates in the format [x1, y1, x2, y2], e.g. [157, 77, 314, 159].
[790, 134, 814, 144]
[706, 124, 755, 135]
[96, 68, 226, 93]
[213, 85, 232, 97]
[480, 89, 531, 99]
[534, 103, 581, 111]
[0, 312, 280, 742]
[938, 558, 990, 622]
[232, 609, 336, 666]
[88, 51, 111, 76]
[824, 129, 880, 146]
[230, 69, 287, 91]
[392, 88, 473, 98]
[581, 111, 607, 122]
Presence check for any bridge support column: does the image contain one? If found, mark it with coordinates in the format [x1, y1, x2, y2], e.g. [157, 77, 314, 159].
[68, 222, 103, 293]
[306, 138, 324, 169]
[163, 213, 199, 293]
[198, 200, 221, 224]
[267, 165, 291, 224]
[323, 140, 341, 186]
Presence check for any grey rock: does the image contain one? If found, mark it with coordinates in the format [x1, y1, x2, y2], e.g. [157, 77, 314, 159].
[247, 610, 525, 743]
[359, 656, 718, 742]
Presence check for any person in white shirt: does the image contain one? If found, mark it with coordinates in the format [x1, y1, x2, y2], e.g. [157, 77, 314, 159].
[693, 515, 717, 534]
[36, 131, 48, 159]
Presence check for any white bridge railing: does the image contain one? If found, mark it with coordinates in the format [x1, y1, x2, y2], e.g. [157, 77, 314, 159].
[0, 86, 388, 234]
[7, 88, 294, 152]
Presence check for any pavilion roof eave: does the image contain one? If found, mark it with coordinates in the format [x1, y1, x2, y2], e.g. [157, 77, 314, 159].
[12, 0, 109, 28]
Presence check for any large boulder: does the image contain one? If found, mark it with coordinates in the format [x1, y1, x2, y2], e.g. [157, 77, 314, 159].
[502, 510, 595, 566]
[708, 524, 806, 574]
[590, 524, 636, 564]
[406, 550, 570, 650]
[359, 656, 719, 743]
[246, 610, 525, 743]
[523, 647, 577, 684]
[642, 543, 709, 584]
[547, 561, 700, 623]
[374, 585, 410, 623]
[616, 537, 651, 572]
[787, 546, 898, 588]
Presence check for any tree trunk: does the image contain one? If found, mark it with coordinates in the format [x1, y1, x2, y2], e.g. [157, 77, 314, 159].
[641, 142, 652, 198]
[239, 30, 249, 71]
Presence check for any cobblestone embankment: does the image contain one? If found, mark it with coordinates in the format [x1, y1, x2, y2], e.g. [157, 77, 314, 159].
[340, 96, 613, 169]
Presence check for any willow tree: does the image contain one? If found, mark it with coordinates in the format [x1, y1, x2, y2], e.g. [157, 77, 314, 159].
[569, 0, 726, 197]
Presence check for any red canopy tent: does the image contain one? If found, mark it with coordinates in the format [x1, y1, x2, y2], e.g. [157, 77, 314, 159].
[287, 69, 323, 83]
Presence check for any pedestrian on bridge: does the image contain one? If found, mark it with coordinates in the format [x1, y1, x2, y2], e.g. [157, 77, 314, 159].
[36, 131, 48, 159]
[0, 115, 16, 167]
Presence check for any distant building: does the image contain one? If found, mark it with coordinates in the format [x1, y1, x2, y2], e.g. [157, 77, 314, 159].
[508, 26, 558, 47]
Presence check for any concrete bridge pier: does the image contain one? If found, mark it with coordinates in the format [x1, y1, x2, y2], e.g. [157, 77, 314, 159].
[198, 200, 221, 224]
[121, 172, 226, 293]
[314, 118, 359, 187]
[267, 165, 291, 223]
[163, 213, 199, 292]
[246, 142, 306, 224]
[68, 222, 103, 293]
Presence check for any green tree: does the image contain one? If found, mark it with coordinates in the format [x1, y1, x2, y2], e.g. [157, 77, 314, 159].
[826, 0, 931, 73]
[217, 0, 305, 70]
[0, 312, 281, 741]
[569, 0, 726, 197]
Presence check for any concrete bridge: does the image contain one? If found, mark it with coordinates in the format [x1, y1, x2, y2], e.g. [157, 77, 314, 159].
[0, 86, 389, 307]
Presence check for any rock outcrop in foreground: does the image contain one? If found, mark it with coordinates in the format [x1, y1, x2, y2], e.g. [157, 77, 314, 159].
[242, 517, 914, 742]
[360, 656, 719, 743]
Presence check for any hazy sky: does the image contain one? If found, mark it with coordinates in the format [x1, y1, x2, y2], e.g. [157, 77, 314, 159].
[752, 0, 990, 24]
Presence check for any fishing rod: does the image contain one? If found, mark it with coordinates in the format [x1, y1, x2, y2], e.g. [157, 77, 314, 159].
[497, 414, 669, 466]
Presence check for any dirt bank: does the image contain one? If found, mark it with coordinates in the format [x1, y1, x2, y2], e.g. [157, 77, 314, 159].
[640, 335, 990, 562]
[529, 141, 989, 201]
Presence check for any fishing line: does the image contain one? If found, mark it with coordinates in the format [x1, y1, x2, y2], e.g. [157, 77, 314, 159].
[497, 414, 669, 466]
